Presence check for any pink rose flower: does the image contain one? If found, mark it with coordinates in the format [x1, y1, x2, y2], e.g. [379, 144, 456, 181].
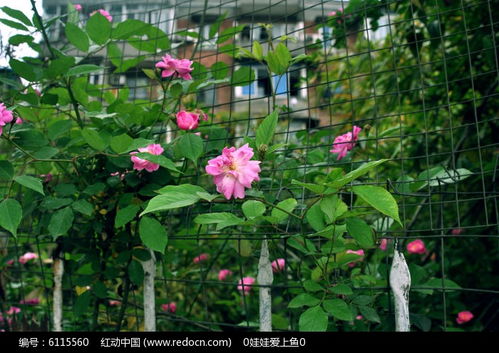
[406, 239, 426, 254]
[0, 103, 14, 136]
[379, 238, 388, 251]
[356, 315, 363, 320]
[176, 111, 200, 130]
[218, 269, 233, 281]
[205, 144, 261, 200]
[271, 258, 286, 273]
[130, 144, 164, 173]
[40, 173, 53, 183]
[456, 311, 473, 324]
[452, 228, 463, 235]
[18, 252, 38, 264]
[330, 126, 362, 160]
[155, 55, 193, 80]
[328, 11, 337, 16]
[346, 249, 364, 268]
[74, 4, 82, 11]
[20, 298, 40, 305]
[237, 277, 255, 295]
[193, 253, 209, 264]
[6, 306, 21, 315]
[161, 302, 177, 313]
[91, 9, 112, 22]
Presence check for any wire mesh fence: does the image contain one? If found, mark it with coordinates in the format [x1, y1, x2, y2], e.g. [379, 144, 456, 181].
[0, 0, 497, 332]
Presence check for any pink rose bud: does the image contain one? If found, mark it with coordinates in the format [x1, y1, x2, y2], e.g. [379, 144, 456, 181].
[330, 126, 362, 160]
[40, 173, 53, 183]
[15, 117, 23, 125]
[271, 258, 286, 273]
[193, 253, 209, 264]
[379, 238, 388, 251]
[74, 4, 82, 11]
[176, 111, 200, 130]
[90, 9, 112, 22]
[20, 298, 40, 305]
[237, 277, 256, 295]
[328, 11, 337, 16]
[346, 249, 365, 268]
[6, 259, 14, 266]
[130, 143, 164, 173]
[218, 269, 233, 281]
[406, 239, 426, 254]
[18, 252, 38, 264]
[356, 315, 363, 320]
[108, 300, 121, 306]
[452, 228, 463, 235]
[205, 144, 261, 200]
[161, 302, 177, 313]
[6, 306, 21, 315]
[456, 311, 473, 324]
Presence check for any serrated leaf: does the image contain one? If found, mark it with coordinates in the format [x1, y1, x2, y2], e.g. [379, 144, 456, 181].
[115, 204, 140, 228]
[0, 199, 22, 237]
[346, 217, 374, 248]
[270, 198, 297, 223]
[320, 195, 347, 224]
[231, 66, 255, 86]
[194, 212, 244, 230]
[128, 260, 144, 286]
[256, 110, 279, 147]
[134, 153, 181, 173]
[328, 159, 388, 188]
[299, 306, 328, 332]
[110, 134, 133, 153]
[48, 207, 74, 237]
[71, 200, 94, 216]
[81, 128, 107, 151]
[1, 6, 32, 26]
[175, 133, 203, 165]
[14, 175, 44, 195]
[139, 216, 168, 253]
[141, 193, 200, 216]
[352, 185, 401, 226]
[86, 12, 111, 44]
[242, 200, 266, 219]
[0, 160, 14, 181]
[288, 293, 321, 308]
[323, 299, 353, 321]
[65, 23, 89, 52]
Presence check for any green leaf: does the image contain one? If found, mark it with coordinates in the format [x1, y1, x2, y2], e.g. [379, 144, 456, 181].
[330, 284, 353, 295]
[135, 153, 181, 173]
[139, 216, 168, 253]
[1, 6, 32, 26]
[328, 159, 388, 188]
[65, 23, 89, 52]
[242, 200, 266, 219]
[323, 299, 354, 321]
[194, 212, 244, 230]
[8, 34, 33, 46]
[115, 204, 140, 228]
[0, 18, 28, 31]
[141, 193, 200, 216]
[359, 306, 381, 323]
[303, 280, 324, 292]
[352, 185, 401, 226]
[71, 200, 94, 216]
[209, 13, 227, 39]
[288, 293, 321, 308]
[252, 40, 263, 60]
[256, 110, 279, 147]
[9, 59, 37, 81]
[156, 184, 206, 195]
[110, 134, 133, 154]
[345, 217, 374, 248]
[0, 199, 22, 237]
[128, 260, 144, 286]
[320, 195, 348, 224]
[0, 160, 14, 181]
[210, 61, 229, 79]
[81, 128, 107, 151]
[14, 175, 44, 195]
[86, 12, 111, 44]
[291, 180, 325, 194]
[216, 24, 246, 43]
[48, 207, 74, 237]
[48, 120, 73, 140]
[74, 291, 92, 317]
[176, 133, 203, 165]
[299, 306, 328, 332]
[66, 64, 104, 77]
[270, 198, 297, 223]
[266, 42, 292, 75]
[306, 203, 326, 232]
[231, 66, 255, 86]
[112, 19, 150, 39]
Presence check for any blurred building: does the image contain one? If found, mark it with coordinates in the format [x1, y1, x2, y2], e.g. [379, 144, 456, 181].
[42, 0, 389, 128]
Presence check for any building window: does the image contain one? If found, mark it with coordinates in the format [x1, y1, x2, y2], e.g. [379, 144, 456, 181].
[197, 86, 217, 106]
[236, 65, 302, 98]
[318, 25, 333, 48]
[127, 76, 150, 100]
